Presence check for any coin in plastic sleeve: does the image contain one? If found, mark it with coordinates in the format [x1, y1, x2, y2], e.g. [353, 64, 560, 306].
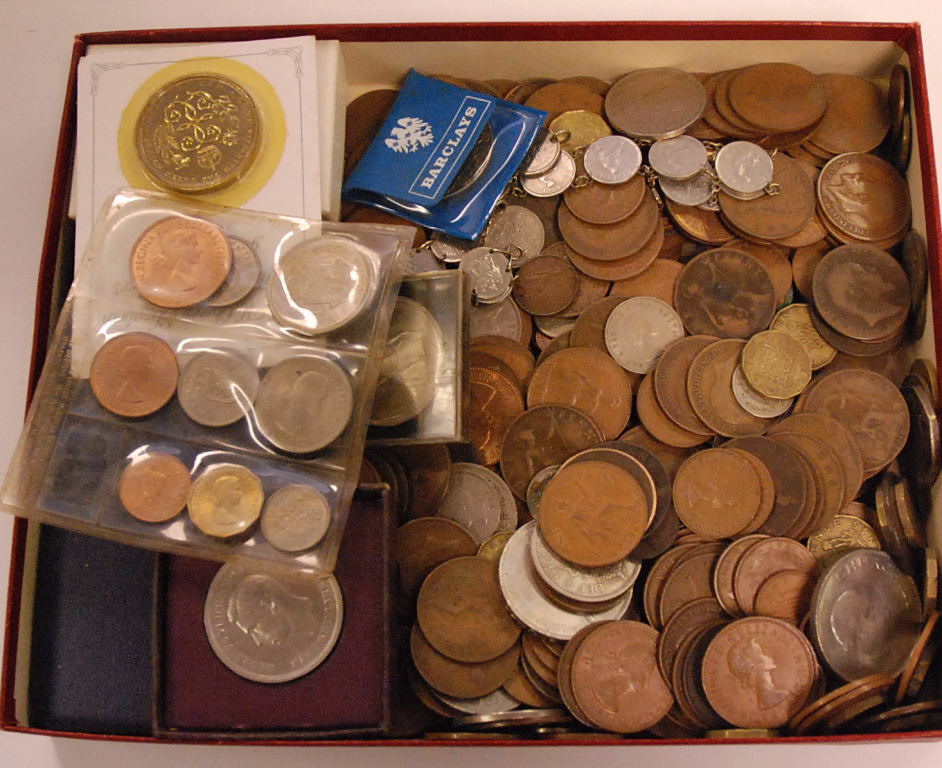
[260, 484, 331, 552]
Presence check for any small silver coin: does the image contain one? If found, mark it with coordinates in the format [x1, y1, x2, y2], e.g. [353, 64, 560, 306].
[526, 464, 560, 518]
[648, 135, 708, 181]
[436, 688, 521, 716]
[260, 484, 332, 552]
[454, 708, 572, 729]
[430, 233, 474, 264]
[714, 141, 774, 198]
[483, 205, 545, 266]
[604, 296, 684, 374]
[255, 355, 353, 453]
[659, 171, 714, 207]
[177, 349, 259, 427]
[204, 560, 343, 683]
[521, 150, 577, 197]
[469, 295, 527, 343]
[524, 133, 563, 177]
[583, 135, 642, 185]
[731, 365, 793, 418]
[459, 248, 513, 304]
[436, 462, 517, 545]
[206, 237, 261, 307]
[268, 235, 375, 335]
[900, 373, 942, 491]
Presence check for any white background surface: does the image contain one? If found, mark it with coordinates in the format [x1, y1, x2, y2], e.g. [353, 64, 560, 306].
[3, 1, 942, 766]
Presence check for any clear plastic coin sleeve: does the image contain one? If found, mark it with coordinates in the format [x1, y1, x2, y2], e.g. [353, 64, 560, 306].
[0, 188, 412, 572]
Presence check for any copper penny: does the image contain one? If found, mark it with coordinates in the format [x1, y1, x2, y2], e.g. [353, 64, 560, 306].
[712, 535, 770, 617]
[527, 346, 633, 441]
[657, 597, 728, 683]
[728, 448, 776, 534]
[791, 239, 830, 299]
[503, 662, 558, 709]
[558, 189, 659, 262]
[809, 304, 905, 358]
[701, 70, 760, 138]
[812, 243, 911, 342]
[673, 449, 763, 539]
[525, 81, 604, 123]
[512, 255, 580, 316]
[567, 221, 663, 282]
[650, 335, 716, 437]
[388, 444, 452, 521]
[712, 69, 768, 137]
[817, 152, 911, 246]
[619, 424, 695, 482]
[542, 242, 612, 317]
[396, 517, 478, 597]
[665, 199, 736, 245]
[753, 569, 816, 625]
[789, 673, 890, 733]
[674, 624, 728, 730]
[469, 351, 522, 393]
[499, 404, 603, 499]
[811, 74, 890, 155]
[702, 616, 817, 728]
[563, 173, 646, 225]
[410, 624, 518, 699]
[557, 622, 610, 728]
[643, 544, 699, 628]
[539, 460, 649, 567]
[89, 331, 178, 418]
[733, 537, 819, 615]
[570, 621, 674, 733]
[569, 296, 627, 350]
[800, 369, 910, 476]
[637, 373, 711, 449]
[895, 611, 940, 703]
[471, 335, 534, 389]
[130, 216, 231, 308]
[416, 556, 521, 663]
[563, 445, 656, 528]
[609, 258, 683, 307]
[725, 239, 792, 308]
[686, 339, 769, 438]
[727, 63, 827, 133]
[118, 451, 190, 523]
[657, 542, 726, 625]
[675, 249, 776, 339]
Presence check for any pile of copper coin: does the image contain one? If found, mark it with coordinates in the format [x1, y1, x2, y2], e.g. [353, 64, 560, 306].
[351, 60, 942, 739]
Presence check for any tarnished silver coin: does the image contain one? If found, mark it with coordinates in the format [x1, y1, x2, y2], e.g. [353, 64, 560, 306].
[203, 560, 343, 683]
[900, 374, 942, 491]
[497, 522, 633, 640]
[534, 313, 576, 339]
[205, 237, 261, 307]
[371, 297, 443, 427]
[583, 135, 642, 184]
[604, 296, 685, 374]
[459, 248, 513, 304]
[469, 295, 527, 343]
[454, 708, 572, 729]
[714, 141, 774, 199]
[436, 463, 517, 545]
[260, 484, 331, 552]
[526, 464, 560, 518]
[529, 524, 640, 603]
[731, 365, 793, 418]
[436, 688, 521, 715]
[524, 133, 563, 177]
[521, 150, 577, 197]
[605, 68, 707, 140]
[430, 233, 475, 264]
[268, 235, 375, 334]
[483, 205, 545, 266]
[659, 171, 714, 207]
[809, 549, 922, 682]
[177, 349, 260, 427]
[255, 356, 353, 453]
[648, 135, 707, 181]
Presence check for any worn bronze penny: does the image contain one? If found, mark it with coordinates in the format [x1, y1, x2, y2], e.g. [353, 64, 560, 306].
[810, 74, 890, 154]
[410, 624, 518, 699]
[657, 597, 728, 684]
[658, 542, 726, 625]
[643, 544, 699, 628]
[665, 199, 735, 245]
[90, 331, 179, 418]
[609, 258, 682, 309]
[712, 535, 769, 617]
[569, 296, 627, 350]
[637, 373, 711, 448]
[653, 335, 717, 436]
[513, 255, 580, 316]
[469, 367, 525, 467]
[753, 569, 816, 625]
[568, 222, 663, 282]
[558, 189, 660, 262]
[563, 173, 646, 225]
[791, 240, 830, 299]
[525, 81, 604, 123]
[727, 63, 827, 133]
[733, 536, 819, 615]
[396, 517, 478, 597]
[118, 451, 190, 523]
[470, 335, 534, 389]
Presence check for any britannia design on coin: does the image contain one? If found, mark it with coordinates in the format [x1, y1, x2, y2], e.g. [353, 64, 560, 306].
[136, 73, 261, 193]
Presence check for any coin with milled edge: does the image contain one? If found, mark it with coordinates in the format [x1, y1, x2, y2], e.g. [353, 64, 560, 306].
[459, 248, 513, 304]
[583, 135, 642, 184]
[260, 484, 331, 552]
[136, 73, 261, 193]
[731, 366, 793, 418]
[206, 237, 261, 307]
[604, 296, 685, 374]
[269, 236, 375, 335]
[177, 349, 259, 427]
[118, 452, 190, 523]
[255, 356, 353, 454]
[188, 463, 264, 538]
[659, 172, 714, 207]
[204, 560, 342, 683]
[806, 514, 881, 563]
[90, 332, 179, 418]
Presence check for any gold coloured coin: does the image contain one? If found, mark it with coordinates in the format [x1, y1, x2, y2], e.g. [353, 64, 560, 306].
[741, 330, 813, 400]
[188, 463, 264, 538]
[770, 304, 836, 370]
[135, 73, 261, 193]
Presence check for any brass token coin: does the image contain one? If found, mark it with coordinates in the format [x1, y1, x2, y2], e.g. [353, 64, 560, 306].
[770, 304, 836, 370]
[396, 517, 478, 597]
[526, 346, 633, 441]
[674, 248, 776, 339]
[187, 463, 263, 538]
[118, 451, 190, 523]
[512, 255, 580, 316]
[469, 366, 525, 466]
[130, 216, 231, 308]
[605, 68, 706, 140]
[135, 73, 261, 193]
[741, 330, 812, 400]
[727, 63, 827, 133]
[89, 331, 179, 418]
[477, 531, 513, 563]
[416, 556, 521, 663]
[810, 74, 890, 155]
[548, 109, 611, 151]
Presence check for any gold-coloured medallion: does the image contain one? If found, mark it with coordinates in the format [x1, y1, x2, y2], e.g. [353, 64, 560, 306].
[188, 463, 264, 538]
[549, 110, 612, 152]
[135, 73, 261, 193]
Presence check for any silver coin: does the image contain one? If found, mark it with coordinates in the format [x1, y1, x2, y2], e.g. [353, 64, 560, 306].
[534, 313, 576, 339]
[436, 463, 517, 545]
[469, 295, 525, 342]
[255, 355, 353, 453]
[268, 235, 375, 335]
[731, 365, 793, 418]
[371, 296, 443, 427]
[206, 237, 261, 306]
[604, 296, 684, 374]
[459, 247, 513, 304]
[203, 560, 343, 684]
[583, 135, 642, 185]
[523, 133, 562, 177]
[604, 68, 707, 140]
[648, 135, 708, 181]
[900, 374, 941, 491]
[526, 464, 560, 518]
[454, 708, 571, 729]
[483, 205, 545, 266]
[809, 548, 922, 682]
[260, 484, 331, 552]
[713, 141, 774, 197]
[497, 522, 633, 640]
[659, 171, 714, 207]
[529, 524, 640, 603]
[521, 150, 577, 197]
[436, 688, 521, 715]
[429, 233, 474, 264]
[177, 349, 259, 427]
